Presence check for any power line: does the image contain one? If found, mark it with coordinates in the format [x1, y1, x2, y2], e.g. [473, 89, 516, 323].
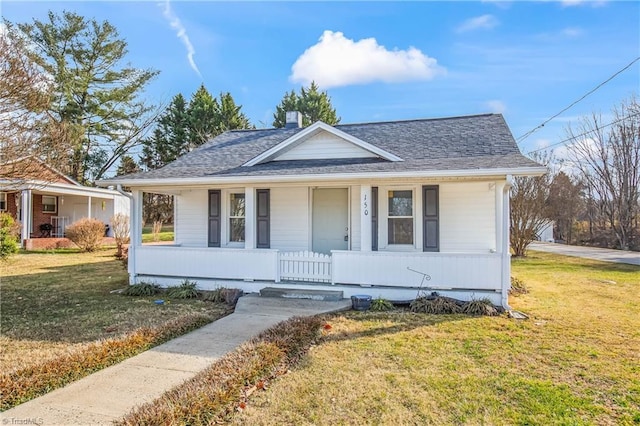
[526, 112, 640, 155]
[517, 56, 640, 143]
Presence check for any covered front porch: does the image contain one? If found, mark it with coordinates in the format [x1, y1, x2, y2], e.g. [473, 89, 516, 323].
[126, 177, 513, 306]
[131, 245, 506, 303]
[4, 184, 129, 248]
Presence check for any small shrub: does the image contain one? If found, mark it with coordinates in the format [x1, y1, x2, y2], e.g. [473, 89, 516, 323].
[65, 218, 105, 252]
[509, 276, 528, 295]
[123, 281, 161, 296]
[0, 212, 20, 260]
[111, 213, 130, 259]
[201, 288, 242, 306]
[370, 297, 394, 311]
[461, 298, 500, 316]
[222, 288, 242, 306]
[167, 279, 200, 299]
[410, 294, 462, 314]
[201, 288, 225, 303]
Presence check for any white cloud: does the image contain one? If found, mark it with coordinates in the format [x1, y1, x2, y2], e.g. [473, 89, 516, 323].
[160, 0, 202, 78]
[481, 0, 512, 10]
[485, 100, 506, 113]
[561, 0, 608, 7]
[562, 27, 584, 37]
[456, 15, 499, 33]
[289, 31, 444, 88]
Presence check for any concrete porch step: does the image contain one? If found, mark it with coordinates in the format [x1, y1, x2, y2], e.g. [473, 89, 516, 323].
[260, 287, 344, 302]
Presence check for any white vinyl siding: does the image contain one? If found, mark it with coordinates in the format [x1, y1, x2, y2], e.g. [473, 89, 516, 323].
[439, 182, 495, 252]
[270, 187, 309, 251]
[275, 131, 377, 161]
[175, 189, 208, 247]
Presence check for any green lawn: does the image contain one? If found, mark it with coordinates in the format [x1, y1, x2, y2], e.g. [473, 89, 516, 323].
[0, 249, 226, 374]
[234, 252, 640, 425]
[141, 224, 174, 243]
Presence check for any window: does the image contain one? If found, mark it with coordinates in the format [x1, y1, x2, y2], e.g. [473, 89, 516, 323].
[0, 193, 6, 211]
[388, 190, 413, 245]
[42, 195, 57, 213]
[229, 193, 245, 242]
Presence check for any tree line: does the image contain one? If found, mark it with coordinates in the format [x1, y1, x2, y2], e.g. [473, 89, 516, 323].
[2, 11, 636, 252]
[1, 11, 339, 187]
[510, 96, 640, 254]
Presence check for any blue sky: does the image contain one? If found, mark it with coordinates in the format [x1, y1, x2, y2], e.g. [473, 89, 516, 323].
[2, 1, 639, 158]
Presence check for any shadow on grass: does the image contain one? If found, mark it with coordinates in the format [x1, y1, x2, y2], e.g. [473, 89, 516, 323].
[320, 310, 471, 344]
[2, 257, 225, 344]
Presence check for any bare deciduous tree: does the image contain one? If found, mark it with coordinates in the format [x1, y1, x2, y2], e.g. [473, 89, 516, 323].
[510, 152, 551, 257]
[0, 26, 63, 183]
[566, 96, 640, 250]
[111, 213, 130, 258]
[547, 171, 584, 244]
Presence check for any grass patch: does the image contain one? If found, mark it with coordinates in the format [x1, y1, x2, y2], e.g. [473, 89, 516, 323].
[141, 232, 174, 243]
[141, 224, 174, 243]
[0, 249, 229, 407]
[232, 252, 640, 425]
[117, 316, 324, 425]
[0, 315, 211, 410]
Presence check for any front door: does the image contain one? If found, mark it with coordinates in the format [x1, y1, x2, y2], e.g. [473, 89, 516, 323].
[312, 188, 348, 254]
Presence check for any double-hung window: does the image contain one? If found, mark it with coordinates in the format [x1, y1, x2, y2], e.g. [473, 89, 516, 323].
[229, 193, 245, 243]
[42, 195, 57, 213]
[387, 190, 413, 245]
[0, 193, 6, 211]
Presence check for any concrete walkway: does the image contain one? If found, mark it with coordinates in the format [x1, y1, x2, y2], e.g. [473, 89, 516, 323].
[529, 242, 639, 266]
[1, 295, 351, 425]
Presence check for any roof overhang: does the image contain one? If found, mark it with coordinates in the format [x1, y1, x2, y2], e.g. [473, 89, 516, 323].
[0, 179, 126, 198]
[97, 166, 548, 189]
[242, 121, 403, 166]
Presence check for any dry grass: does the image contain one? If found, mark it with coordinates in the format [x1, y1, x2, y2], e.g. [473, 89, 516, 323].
[234, 252, 640, 425]
[117, 316, 324, 425]
[0, 249, 228, 382]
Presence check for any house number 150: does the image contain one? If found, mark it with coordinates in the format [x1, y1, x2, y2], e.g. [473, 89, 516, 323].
[363, 194, 368, 216]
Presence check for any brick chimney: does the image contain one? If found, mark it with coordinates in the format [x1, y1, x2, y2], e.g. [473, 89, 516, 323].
[285, 111, 303, 129]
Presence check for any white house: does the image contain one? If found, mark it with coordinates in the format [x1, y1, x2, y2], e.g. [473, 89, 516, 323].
[100, 112, 545, 308]
[1, 158, 130, 249]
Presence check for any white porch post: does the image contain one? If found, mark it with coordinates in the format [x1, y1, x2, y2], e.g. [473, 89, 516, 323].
[244, 186, 255, 249]
[500, 177, 513, 309]
[128, 190, 143, 284]
[495, 181, 504, 253]
[87, 196, 92, 218]
[360, 184, 372, 252]
[20, 189, 32, 246]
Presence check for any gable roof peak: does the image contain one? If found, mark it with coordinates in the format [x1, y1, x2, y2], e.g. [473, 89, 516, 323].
[242, 120, 403, 167]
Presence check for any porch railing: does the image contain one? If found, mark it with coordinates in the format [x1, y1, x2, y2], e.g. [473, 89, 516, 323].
[279, 251, 331, 283]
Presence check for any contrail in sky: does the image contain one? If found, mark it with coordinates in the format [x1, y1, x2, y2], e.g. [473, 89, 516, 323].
[160, 0, 202, 78]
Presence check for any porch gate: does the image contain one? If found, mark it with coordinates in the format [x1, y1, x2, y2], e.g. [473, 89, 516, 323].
[279, 251, 332, 283]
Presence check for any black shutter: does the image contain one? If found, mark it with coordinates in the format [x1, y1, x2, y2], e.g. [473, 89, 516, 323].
[371, 187, 378, 251]
[208, 190, 221, 247]
[256, 189, 270, 248]
[423, 185, 439, 252]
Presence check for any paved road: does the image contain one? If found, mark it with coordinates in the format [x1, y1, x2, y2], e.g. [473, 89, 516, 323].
[1, 295, 351, 425]
[529, 242, 640, 266]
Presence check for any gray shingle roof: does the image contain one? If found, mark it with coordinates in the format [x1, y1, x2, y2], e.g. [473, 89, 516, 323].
[113, 113, 541, 182]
